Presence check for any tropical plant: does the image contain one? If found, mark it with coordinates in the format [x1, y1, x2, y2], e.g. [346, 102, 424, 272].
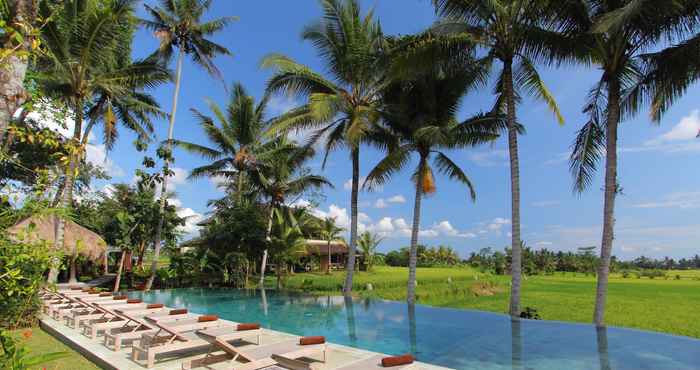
[262, 0, 386, 296]
[0, 330, 68, 370]
[141, 0, 236, 290]
[248, 138, 332, 286]
[431, 0, 566, 317]
[357, 231, 382, 272]
[173, 82, 273, 204]
[268, 210, 308, 289]
[35, 0, 168, 283]
[319, 217, 344, 274]
[365, 46, 501, 303]
[562, 0, 700, 326]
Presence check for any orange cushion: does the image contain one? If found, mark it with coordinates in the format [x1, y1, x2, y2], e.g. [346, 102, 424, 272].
[113, 295, 127, 300]
[197, 315, 218, 323]
[237, 323, 260, 331]
[88, 291, 100, 294]
[169, 309, 187, 315]
[126, 299, 142, 304]
[299, 336, 325, 345]
[99, 292, 112, 297]
[70, 287, 82, 290]
[147, 303, 164, 309]
[381, 354, 415, 367]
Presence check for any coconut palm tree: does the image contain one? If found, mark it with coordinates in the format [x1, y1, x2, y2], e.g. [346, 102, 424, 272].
[172, 82, 273, 204]
[261, 0, 385, 296]
[357, 231, 382, 272]
[249, 138, 333, 286]
[365, 49, 502, 304]
[562, 0, 700, 326]
[141, 0, 235, 290]
[36, 0, 168, 283]
[431, 0, 566, 317]
[319, 217, 344, 274]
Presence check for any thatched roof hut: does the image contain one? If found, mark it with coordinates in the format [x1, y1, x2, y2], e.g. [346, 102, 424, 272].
[7, 216, 107, 261]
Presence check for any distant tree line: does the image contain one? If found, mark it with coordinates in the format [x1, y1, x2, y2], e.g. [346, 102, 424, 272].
[383, 245, 461, 268]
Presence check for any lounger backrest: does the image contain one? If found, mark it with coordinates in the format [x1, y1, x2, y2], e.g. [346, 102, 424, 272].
[146, 317, 190, 342]
[271, 354, 314, 370]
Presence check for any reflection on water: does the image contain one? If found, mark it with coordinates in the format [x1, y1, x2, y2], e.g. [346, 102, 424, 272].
[129, 288, 700, 370]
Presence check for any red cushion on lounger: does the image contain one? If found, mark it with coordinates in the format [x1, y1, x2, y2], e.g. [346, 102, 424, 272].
[70, 287, 83, 290]
[299, 336, 325, 345]
[147, 303, 164, 309]
[169, 309, 187, 315]
[197, 315, 218, 323]
[381, 354, 415, 367]
[237, 323, 260, 331]
[126, 299, 142, 304]
[99, 292, 112, 297]
[113, 295, 127, 300]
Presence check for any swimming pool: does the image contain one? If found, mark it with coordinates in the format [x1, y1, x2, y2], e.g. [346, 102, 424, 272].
[129, 288, 700, 370]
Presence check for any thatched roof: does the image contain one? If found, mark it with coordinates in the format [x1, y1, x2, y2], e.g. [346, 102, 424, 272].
[7, 216, 107, 261]
[304, 239, 354, 256]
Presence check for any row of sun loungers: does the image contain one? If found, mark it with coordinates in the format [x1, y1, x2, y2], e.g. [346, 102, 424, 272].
[40, 287, 419, 369]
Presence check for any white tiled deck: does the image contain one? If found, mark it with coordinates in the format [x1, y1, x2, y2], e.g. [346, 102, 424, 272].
[41, 312, 453, 370]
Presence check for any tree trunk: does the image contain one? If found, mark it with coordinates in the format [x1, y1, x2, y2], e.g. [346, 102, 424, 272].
[343, 148, 360, 295]
[113, 250, 126, 293]
[407, 156, 425, 304]
[68, 254, 78, 284]
[146, 48, 185, 291]
[259, 205, 274, 287]
[504, 61, 522, 319]
[594, 79, 620, 327]
[326, 241, 331, 274]
[0, 0, 34, 142]
[276, 262, 283, 289]
[48, 107, 83, 283]
[136, 241, 146, 268]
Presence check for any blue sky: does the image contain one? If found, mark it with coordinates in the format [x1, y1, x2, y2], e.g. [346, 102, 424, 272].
[85, 0, 700, 259]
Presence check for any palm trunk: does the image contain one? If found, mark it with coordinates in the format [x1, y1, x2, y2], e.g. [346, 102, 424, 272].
[136, 241, 146, 268]
[596, 326, 611, 370]
[504, 61, 522, 318]
[407, 157, 425, 304]
[594, 79, 620, 326]
[237, 172, 244, 204]
[343, 147, 360, 295]
[146, 48, 185, 291]
[113, 250, 126, 293]
[326, 241, 331, 274]
[259, 204, 274, 287]
[48, 106, 83, 283]
[68, 254, 78, 284]
[0, 0, 34, 143]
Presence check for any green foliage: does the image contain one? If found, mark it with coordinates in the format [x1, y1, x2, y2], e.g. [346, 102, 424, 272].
[0, 330, 68, 370]
[385, 244, 461, 267]
[520, 307, 541, 320]
[357, 231, 381, 271]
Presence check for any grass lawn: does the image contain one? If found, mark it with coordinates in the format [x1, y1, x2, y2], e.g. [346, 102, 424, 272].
[7, 328, 99, 370]
[281, 266, 700, 338]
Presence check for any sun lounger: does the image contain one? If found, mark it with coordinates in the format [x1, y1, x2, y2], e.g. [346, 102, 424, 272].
[85, 305, 191, 339]
[182, 335, 326, 370]
[334, 355, 420, 370]
[45, 292, 112, 317]
[131, 315, 234, 368]
[53, 295, 130, 321]
[103, 309, 196, 352]
[68, 299, 148, 329]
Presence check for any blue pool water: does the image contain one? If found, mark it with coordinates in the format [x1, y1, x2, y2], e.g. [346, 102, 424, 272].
[129, 288, 700, 370]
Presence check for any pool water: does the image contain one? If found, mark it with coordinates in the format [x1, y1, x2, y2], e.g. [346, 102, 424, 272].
[129, 288, 700, 370]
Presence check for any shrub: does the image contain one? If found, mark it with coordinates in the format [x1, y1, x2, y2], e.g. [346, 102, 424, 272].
[520, 307, 541, 320]
[640, 269, 666, 279]
[0, 329, 68, 369]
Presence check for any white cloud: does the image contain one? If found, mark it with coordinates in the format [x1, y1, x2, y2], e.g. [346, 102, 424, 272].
[648, 110, 700, 144]
[468, 149, 509, 167]
[534, 241, 553, 247]
[633, 191, 700, 209]
[387, 195, 406, 204]
[488, 217, 511, 231]
[543, 151, 571, 166]
[375, 217, 395, 233]
[267, 95, 299, 115]
[532, 200, 561, 207]
[374, 199, 388, 209]
[85, 143, 124, 177]
[177, 206, 205, 236]
[311, 204, 351, 230]
[169, 167, 188, 187]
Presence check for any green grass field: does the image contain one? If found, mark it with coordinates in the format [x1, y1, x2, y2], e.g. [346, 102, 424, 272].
[7, 328, 99, 370]
[279, 266, 700, 338]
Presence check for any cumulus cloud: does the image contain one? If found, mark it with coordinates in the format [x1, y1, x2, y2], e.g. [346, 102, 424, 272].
[648, 110, 700, 144]
[468, 149, 508, 167]
[374, 199, 387, 209]
[633, 191, 700, 209]
[177, 206, 205, 236]
[387, 195, 406, 203]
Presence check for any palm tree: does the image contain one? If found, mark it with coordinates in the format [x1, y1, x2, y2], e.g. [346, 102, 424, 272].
[249, 138, 333, 286]
[36, 0, 168, 283]
[357, 231, 382, 272]
[319, 217, 344, 274]
[173, 82, 272, 204]
[262, 0, 386, 296]
[141, 0, 235, 290]
[365, 49, 501, 304]
[431, 0, 566, 317]
[562, 0, 700, 326]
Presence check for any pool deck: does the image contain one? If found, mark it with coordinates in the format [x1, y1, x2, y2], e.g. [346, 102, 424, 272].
[41, 311, 452, 370]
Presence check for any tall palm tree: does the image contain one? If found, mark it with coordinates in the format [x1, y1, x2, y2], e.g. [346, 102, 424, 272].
[37, 0, 168, 283]
[173, 82, 272, 204]
[249, 138, 333, 286]
[431, 0, 565, 317]
[141, 0, 235, 290]
[262, 0, 386, 296]
[365, 49, 501, 304]
[562, 0, 700, 326]
[357, 231, 382, 272]
[319, 217, 344, 274]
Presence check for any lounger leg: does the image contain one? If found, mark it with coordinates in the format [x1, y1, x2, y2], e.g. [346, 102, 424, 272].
[147, 350, 155, 368]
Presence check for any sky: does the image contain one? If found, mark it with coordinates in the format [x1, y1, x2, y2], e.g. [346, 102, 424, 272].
[73, 0, 700, 260]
